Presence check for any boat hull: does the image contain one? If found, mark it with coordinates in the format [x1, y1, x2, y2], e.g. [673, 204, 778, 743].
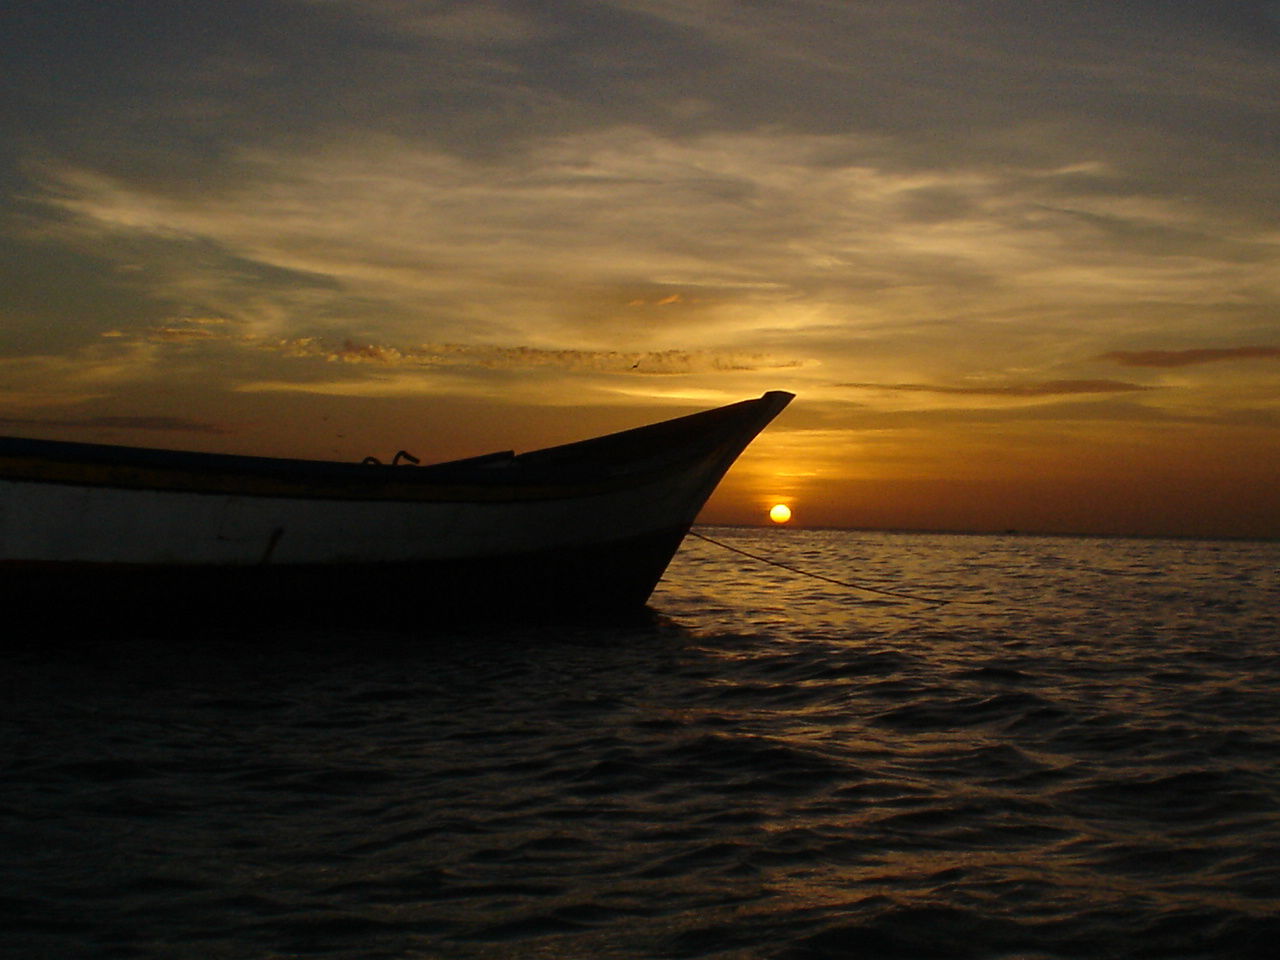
[1, 392, 792, 622]
[4, 523, 690, 624]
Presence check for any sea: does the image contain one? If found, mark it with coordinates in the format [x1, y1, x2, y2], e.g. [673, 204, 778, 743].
[2, 528, 1278, 959]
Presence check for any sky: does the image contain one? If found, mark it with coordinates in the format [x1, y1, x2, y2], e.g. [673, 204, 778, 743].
[2, 0, 1278, 537]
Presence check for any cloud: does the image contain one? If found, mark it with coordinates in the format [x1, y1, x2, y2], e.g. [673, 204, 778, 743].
[273, 336, 807, 375]
[139, 317, 249, 343]
[840, 379, 1155, 397]
[103, 317, 809, 376]
[310, 0, 547, 45]
[0, 346, 161, 409]
[4, 0, 1278, 464]
[0, 415, 228, 434]
[34, 126, 1273, 367]
[1099, 346, 1280, 367]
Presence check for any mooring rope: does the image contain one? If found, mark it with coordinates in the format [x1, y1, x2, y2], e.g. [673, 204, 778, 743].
[686, 529, 986, 606]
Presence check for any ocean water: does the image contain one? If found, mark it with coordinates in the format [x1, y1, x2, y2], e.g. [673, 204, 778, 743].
[3, 528, 1279, 959]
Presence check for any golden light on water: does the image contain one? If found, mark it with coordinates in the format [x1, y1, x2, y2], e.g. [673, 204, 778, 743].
[769, 503, 793, 524]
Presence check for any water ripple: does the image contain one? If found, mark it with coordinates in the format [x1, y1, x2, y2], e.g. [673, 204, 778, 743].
[3, 531, 1278, 957]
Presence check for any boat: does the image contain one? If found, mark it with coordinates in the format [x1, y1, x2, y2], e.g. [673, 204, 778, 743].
[0, 391, 792, 622]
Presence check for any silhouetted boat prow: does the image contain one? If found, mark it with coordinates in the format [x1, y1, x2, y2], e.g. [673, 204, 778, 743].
[1, 392, 793, 625]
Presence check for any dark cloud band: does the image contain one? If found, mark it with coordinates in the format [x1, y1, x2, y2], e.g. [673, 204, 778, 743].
[1100, 347, 1280, 367]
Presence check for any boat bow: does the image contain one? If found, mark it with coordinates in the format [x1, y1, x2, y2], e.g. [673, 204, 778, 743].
[1, 392, 793, 621]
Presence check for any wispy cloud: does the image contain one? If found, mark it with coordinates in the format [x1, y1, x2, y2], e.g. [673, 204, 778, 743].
[110, 318, 808, 375]
[31, 125, 1275, 383]
[273, 337, 807, 375]
[0, 346, 161, 409]
[0, 415, 228, 434]
[132, 317, 252, 343]
[310, 0, 547, 44]
[1100, 346, 1280, 367]
[840, 379, 1155, 397]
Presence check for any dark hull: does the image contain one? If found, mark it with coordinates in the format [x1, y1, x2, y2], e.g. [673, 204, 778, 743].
[2, 393, 792, 624]
[8, 525, 689, 627]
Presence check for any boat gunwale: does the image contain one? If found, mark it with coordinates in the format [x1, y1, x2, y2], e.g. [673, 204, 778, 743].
[0, 450, 716, 503]
[0, 392, 793, 504]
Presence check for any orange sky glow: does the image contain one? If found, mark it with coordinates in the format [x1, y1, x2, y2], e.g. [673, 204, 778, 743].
[2, 1, 1278, 538]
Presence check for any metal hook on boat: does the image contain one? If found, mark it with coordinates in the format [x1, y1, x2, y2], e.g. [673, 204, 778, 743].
[360, 451, 418, 465]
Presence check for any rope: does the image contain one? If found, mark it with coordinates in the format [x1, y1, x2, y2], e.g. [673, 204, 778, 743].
[686, 529, 985, 606]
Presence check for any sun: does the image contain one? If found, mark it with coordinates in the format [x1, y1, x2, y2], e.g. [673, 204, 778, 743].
[768, 503, 792, 524]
